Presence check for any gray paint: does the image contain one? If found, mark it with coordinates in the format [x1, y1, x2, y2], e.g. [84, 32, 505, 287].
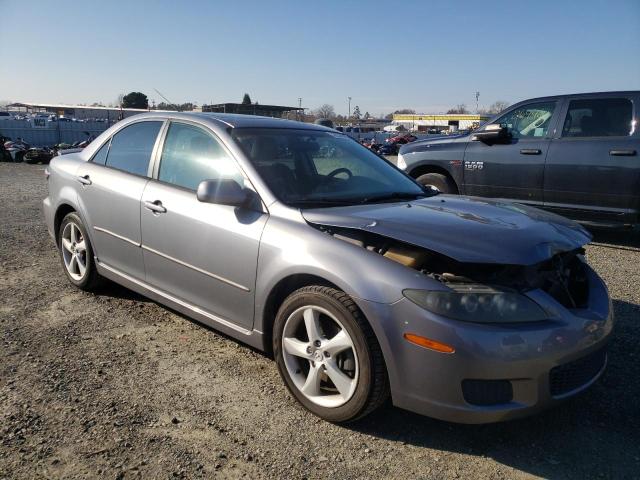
[43, 111, 614, 423]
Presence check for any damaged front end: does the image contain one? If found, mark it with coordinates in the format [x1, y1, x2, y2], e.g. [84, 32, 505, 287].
[315, 224, 590, 318]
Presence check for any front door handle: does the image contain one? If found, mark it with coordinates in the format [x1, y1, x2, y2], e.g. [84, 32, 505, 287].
[144, 200, 167, 214]
[77, 174, 92, 185]
[609, 149, 636, 156]
[520, 149, 542, 155]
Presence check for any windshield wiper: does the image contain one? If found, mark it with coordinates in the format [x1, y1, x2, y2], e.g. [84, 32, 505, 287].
[356, 192, 431, 204]
[288, 197, 359, 207]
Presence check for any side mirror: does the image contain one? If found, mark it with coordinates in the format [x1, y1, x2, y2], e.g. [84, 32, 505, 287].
[196, 178, 248, 207]
[473, 124, 511, 144]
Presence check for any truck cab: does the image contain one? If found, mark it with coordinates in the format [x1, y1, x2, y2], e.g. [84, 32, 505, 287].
[399, 91, 640, 228]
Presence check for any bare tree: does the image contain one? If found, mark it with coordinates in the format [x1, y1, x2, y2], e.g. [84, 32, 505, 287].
[315, 104, 336, 119]
[116, 93, 124, 107]
[488, 101, 509, 114]
[447, 104, 469, 114]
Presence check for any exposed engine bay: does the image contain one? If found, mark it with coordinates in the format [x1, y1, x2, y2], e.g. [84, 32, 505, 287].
[317, 225, 589, 309]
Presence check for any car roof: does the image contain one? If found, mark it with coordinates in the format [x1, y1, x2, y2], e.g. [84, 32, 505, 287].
[512, 90, 640, 105]
[125, 111, 334, 131]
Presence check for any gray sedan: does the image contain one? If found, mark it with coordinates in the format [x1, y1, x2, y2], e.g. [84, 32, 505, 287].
[43, 112, 613, 423]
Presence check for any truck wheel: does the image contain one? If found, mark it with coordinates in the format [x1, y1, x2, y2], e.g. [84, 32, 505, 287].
[273, 286, 389, 423]
[416, 173, 458, 194]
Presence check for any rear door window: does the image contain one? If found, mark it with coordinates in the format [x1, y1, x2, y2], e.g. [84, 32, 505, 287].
[561, 98, 633, 137]
[105, 121, 163, 176]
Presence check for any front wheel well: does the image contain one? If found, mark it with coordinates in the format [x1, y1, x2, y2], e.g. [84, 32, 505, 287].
[54, 204, 76, 245]
[262, 274, 340, 355]
[409, 165, 459, 193]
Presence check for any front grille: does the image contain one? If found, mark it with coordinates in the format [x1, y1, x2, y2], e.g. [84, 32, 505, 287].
[462, 379, 513, 406]
[550, 348, 607, 397]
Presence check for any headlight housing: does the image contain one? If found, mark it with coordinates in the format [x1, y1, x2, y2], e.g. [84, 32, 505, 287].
[403, 284, 547, 324]
[397, 153, 407, 170]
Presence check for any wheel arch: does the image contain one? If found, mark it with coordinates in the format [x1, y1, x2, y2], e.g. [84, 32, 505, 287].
[408, 164, 459, 193]
[53, 203, 77, 245]
[260, 273, 341, 355]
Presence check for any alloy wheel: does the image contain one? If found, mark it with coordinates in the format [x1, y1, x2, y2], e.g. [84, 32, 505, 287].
[61, 221, 87, 281]
[282, 305, 359, 408]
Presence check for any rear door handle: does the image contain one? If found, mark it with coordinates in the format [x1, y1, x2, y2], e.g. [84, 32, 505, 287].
[144, 200, 167, 214]
[609, 149, 636, 156]
[520, 149, 542, 155]
[77, 174, 92, 185]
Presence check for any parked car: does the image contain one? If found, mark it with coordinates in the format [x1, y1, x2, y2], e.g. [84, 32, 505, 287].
[44, 112, 612, 424]
[387, 133, 417, 145]
[24, 147, 54, 164]
[398, 91, 640, 228]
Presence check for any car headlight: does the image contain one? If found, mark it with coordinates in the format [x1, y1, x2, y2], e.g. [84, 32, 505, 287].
[397, 153, 407, 170]
[403, 284, 547, 323]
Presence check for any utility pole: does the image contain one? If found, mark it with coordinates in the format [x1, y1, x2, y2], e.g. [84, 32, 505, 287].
[298, 97, 302, 121]
[348, 96, 352, 121]
[475, 91, 480, 113]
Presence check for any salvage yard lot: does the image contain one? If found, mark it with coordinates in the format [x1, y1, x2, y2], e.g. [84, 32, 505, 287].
[1, 163, 639, 479]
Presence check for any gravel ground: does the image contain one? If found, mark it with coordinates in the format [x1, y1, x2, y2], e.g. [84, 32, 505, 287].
[1, 163, 639, 479]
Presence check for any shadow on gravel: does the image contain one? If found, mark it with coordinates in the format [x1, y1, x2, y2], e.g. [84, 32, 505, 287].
[349, 298, 640, 479]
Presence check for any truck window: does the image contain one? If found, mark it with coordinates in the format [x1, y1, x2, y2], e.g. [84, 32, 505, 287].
[561, 98, 633, 137]
[496, 102, 556, 139]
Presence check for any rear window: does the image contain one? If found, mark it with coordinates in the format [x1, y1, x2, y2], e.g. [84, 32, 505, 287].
[105, 121, 162, 176]
[562, 98, 633, 137]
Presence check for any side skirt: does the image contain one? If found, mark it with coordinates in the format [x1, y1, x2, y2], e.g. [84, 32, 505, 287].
[95, 260, 266, 351]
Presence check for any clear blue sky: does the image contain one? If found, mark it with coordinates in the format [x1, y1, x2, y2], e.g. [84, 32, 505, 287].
[1, 0, 638, 116]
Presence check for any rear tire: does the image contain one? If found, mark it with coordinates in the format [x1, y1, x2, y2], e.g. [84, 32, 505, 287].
[416, 172, 457, 194]
[273, 286, 389, 423]
[58, 212, 103, 291]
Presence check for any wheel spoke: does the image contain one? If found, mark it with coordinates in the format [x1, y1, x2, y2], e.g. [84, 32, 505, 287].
[76, 255, 86, 276]
[61, 238, 73, 253]
[323, 329, 351, 356]
[324, 359, 354, 398]
[75, 240, 86, 253]
[69, 255, 78, 275]
[300, 364, 322, 397]
[70, 223, 78, 243]
[303, 308, 323, 343]
[283, 337, 311, 359]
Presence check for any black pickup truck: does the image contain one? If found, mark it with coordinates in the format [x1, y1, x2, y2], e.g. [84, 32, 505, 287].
[398, 91, 639, 228]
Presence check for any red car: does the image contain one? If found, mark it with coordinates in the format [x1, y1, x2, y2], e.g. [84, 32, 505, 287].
[386, 133, 417, 145]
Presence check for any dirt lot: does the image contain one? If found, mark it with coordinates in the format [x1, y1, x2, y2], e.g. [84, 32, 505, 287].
[1, 163, 639, 479]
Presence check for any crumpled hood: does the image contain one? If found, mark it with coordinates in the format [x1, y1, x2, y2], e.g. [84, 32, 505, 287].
[302, 195, 592, 265]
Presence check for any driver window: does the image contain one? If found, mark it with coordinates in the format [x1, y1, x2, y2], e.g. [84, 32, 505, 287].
[496, 102, 556, 139]
[158, 122, 244, 191]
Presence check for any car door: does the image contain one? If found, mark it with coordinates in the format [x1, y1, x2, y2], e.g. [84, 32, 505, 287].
[76, 120, 164, 280]
[462, 101, 560, 204]
[543, 95, 639, 224]
[140, 121, 267, 329]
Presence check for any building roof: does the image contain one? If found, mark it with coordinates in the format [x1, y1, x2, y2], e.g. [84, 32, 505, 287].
[203, 103, 303, 112]
[7, 102, 151, 112]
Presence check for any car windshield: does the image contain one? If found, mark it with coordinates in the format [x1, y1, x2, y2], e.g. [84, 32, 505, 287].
[232, 128, 429, 207]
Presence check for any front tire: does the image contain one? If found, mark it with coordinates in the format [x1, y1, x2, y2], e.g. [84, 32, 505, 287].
[58, 212, 103, 291]
[273, 286, 389, 423]
[416, 172, 457, 194]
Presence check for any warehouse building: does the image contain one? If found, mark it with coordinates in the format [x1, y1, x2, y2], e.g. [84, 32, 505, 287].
[202, 102, 303, 118]
[393, 113, 491, 133]
[6, 102, 150, 121]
